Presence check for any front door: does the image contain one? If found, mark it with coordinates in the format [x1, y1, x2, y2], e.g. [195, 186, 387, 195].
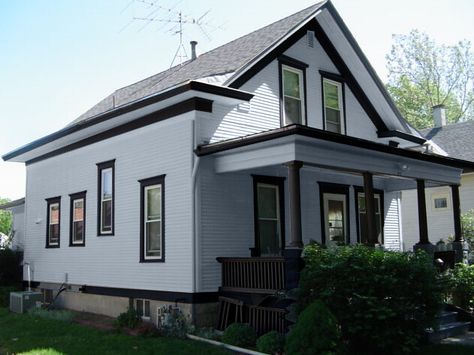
[323, 193, 347, 246]
[255, 182, 282, 256]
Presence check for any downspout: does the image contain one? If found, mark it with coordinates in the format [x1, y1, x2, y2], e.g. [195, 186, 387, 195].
[191, 119, 201, 293]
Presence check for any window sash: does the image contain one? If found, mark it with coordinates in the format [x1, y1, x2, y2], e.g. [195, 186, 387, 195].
[72, 198, 85, 244]
[144, 184, 162, 259]
[48, 202, 60, 245]
[282, 65, 305, 125]
[323, 79, 344, 134]
[135, 299, 150, 320]
[100, 167, 113, 234]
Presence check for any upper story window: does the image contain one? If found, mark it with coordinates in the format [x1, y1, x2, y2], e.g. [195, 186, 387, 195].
[70, 191, 86, 246]
[139, 175, 165, 262]
[322, 76, 345, 134]
[279, 56, 308, 126]
[46, 197, 61, 248]
[97, 160, 115, 236]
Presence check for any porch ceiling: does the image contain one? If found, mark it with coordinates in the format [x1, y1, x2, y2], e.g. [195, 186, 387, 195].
[201, 128, 464, 185]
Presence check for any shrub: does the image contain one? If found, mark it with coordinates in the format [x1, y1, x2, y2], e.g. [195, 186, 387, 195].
[447, 263, 474, 310]
[222, 323, 257, 348]
[297, 244, 444, 354]
[116, 307, 140, 329]
[27, 308, 74, 322]
[158, 309, 194, 338]
[257, 331, 285, 354]
[286, 300, 340, 355]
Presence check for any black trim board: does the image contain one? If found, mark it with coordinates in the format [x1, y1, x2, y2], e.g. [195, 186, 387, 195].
[69, 191, 86, 247]
[252, 175, 286, 257]
[26, 97, 212, 165]
[97, 160, 115, 236]
[353, 186, 384, 244]
[139, 174, 166, 263]
[318, 182, 350, 245]
[3, 81, 253, 162]
[378, 130, 426, 145]
[195, 124, 474, 172]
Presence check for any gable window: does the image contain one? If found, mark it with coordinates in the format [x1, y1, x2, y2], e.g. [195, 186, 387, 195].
[70, 191, 86, 246]
[46, 197, 61, 248]
[139, 175, 165, 262]
[135, 299, 151, 320]
[97, 160, 115, 236]
[356, 190, 384, 244]
[279, 56, 308, 126]
[322, 76, 345, 134]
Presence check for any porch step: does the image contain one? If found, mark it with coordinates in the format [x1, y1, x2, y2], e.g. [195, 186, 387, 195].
[426, 321, 471, 343]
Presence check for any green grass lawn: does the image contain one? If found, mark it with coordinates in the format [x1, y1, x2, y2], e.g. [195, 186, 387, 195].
[0, 308, 230, 355]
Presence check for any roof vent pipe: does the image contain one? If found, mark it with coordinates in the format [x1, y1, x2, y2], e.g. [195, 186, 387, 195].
[433, 104, 447, 127]
[190, 41, 198, 61]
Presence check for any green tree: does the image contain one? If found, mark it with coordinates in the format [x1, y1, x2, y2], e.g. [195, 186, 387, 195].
[0, 198, 12, 236]
[386, 30, 474, 129]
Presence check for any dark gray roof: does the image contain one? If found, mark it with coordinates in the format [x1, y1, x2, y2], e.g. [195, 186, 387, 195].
[0, 198, 25, 210]
[422, 120, 474, 161]
[71, 1, 326, 124]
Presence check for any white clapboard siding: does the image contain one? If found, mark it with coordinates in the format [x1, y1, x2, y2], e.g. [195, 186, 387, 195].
[24, 113, 195, 293]
[201, 34, 380, 145]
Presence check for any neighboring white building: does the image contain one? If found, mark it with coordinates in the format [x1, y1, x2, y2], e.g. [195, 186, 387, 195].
[0, 198, 25, 251]
[3, 1, 474, 330]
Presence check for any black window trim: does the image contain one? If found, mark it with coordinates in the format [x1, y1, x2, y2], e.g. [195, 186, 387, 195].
[320, 70, 347, 135]
[353, 186, 385, 244]
[278, 55, 309, 127]
[97, 159, 115, 236]
[69, 191, 87, 247]
[139, 174, 166, 263]
[252, 175, 286, 257]
[318, 182, 350, 245]
[45, 196, 61, 248]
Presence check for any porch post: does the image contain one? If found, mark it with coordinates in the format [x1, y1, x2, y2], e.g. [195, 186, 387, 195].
[284, 161, 304, 290]
[451, 184, 467, 263]
[363, 172, 378, 246]
[414, 179, 435, 255]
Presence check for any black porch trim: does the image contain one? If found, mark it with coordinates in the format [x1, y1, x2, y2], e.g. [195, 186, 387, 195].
[318, 182, 350, 245]
[3, 81, 253, 162]
[195, 124, 474, 172]
[25, 98, 213, 165]
[377, 130, 426, 145]
[80, 285, 218, 304]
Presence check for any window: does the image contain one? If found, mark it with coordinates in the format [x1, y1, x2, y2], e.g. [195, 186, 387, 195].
[46, 197, 61, 248]
[70, 192, 86, 246]
[97, 160, 115, 235]
[139, 175, 165, 262]
[279, 56, 308, 126]
[318, 183, 350, 245]
[323, 77, 345, 134]
[135, 299, 151, 320]
[356, 191, 383, 244]
[253, 176, 285, 257]
[432, 193, 450, 211]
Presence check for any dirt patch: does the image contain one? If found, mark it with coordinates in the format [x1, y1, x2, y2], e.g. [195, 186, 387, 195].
[73, 311, 116, 331]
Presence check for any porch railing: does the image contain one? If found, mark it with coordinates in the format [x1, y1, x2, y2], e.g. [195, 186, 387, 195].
[216, 257, 285, 293]
[248, 305, 287, 335]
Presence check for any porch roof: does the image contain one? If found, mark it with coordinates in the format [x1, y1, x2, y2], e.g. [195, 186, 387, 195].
[195, 125, 474, 185]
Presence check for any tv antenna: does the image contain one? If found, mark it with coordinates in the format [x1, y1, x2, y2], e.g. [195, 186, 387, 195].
[122, 0, 225, 67]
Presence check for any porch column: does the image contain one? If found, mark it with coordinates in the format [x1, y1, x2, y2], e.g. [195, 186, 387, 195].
[363, 172, 378, 246]
[451, 184, 467, 263]
[414, 179, 435, 255]
[284, 160, 304, 290]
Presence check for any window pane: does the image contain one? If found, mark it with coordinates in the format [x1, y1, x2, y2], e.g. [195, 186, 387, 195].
[328, 200, 345, 244]
[73, 221, 84, 243]
[326, 121, 340, 133]
[102, 169, 112, 200]
[434, 198, 447, 209]
[358, 196, 366, 213]
[284, 97, 302, 124]
[144, 301, 150, 318]
[147, 187, 161, 220]
[325, 107, 341, 124]
[146, 221, 161, 256]
[283, 69, 301, 98]
[49, 224, 59, 243]
[102, 200, 112, 231]
[324, 81, 340, 109]
[74, 199, 84, 221]
[136, 300, 143, 317]
[50, 204, 59, 224]
[257, 186, 277, 219]
[259, 220, 280, 256]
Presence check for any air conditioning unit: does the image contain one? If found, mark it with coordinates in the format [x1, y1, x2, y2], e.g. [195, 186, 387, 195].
[9, 291, 43, 313]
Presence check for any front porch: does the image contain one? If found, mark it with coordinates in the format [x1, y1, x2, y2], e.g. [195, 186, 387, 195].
[195, 125, 471, 333]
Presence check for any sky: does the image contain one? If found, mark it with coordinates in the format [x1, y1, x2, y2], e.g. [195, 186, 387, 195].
[1, 0, 473, 200]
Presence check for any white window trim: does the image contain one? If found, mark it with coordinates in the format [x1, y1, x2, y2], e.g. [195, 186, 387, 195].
[48, 202, 60, 246]
[282, 64, 306, 126]
[323, 78, 345, 134]
[431, 193, 451, 212]
[144, 184, 162, 260]
[72, 198, 85, 244]
[135, 299, 151, 320]
[100, 167, 113, 234]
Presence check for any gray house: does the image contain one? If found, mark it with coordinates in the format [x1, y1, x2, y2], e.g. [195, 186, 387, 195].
[403, 106, 474, 251]
[3, 1, 474, 330]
